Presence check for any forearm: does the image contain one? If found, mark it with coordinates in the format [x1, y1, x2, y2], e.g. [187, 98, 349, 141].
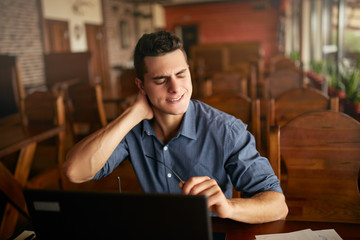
[227, 191, 288, 223]
[63, 105, 147, 183]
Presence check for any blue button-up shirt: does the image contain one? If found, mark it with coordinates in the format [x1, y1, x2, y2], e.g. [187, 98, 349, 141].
[94, 100, 282, 198]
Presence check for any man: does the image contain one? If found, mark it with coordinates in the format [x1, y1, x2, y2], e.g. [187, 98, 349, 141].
[64, 30, 288, 223]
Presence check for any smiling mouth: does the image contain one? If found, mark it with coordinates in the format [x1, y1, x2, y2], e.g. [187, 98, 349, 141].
[167, 94, 183, 102]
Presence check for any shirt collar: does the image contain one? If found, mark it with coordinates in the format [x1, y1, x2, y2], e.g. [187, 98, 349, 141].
[141, 100, 197, 140]
[179, 100, 197, 140]
[142, 119, 155, 137]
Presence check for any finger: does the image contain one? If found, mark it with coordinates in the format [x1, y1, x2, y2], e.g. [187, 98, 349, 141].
[206, 189, 225, 207]
[182, 176, 211, 195]
[208, 193, 232, 219]
[188, 178, 218, 196]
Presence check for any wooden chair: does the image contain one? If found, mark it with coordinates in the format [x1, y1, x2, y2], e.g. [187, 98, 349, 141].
[21, 91, 66, 189]
[227, 62, 259, 100]
[190, 58, 213, 99]
[268, 88, 339, 128]
[67, 82, 107, 142]
[0, 162, 30, 239]
[266, 88, 339, 173]
[264, 69, 304, 99]
[247, 63, 259, 100]
[189, 42, 263, 82]
[0, 91, 65, 238]
[211, 72, 248, 96]
[269, 111, 360, 223]
[269, 54, 299, 74]
[258, 69, 304, 144]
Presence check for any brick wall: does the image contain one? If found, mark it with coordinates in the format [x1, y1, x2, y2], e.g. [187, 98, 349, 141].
[0, 0, 46, 93]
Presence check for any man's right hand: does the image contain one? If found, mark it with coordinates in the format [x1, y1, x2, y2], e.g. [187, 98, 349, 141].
[134, 92, 154, 120]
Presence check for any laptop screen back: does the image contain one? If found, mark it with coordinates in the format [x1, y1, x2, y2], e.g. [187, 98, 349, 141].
[24, 189, 213, 240]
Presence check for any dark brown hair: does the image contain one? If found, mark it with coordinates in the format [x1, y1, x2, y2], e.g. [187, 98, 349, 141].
[133, 30, 187, 81]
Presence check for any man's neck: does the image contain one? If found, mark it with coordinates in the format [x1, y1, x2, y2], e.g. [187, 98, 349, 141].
[152, 113, 184, 144]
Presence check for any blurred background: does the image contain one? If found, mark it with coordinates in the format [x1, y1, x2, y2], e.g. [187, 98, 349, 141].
[0, 0, 359, 100]
[1, 1, 360, 237]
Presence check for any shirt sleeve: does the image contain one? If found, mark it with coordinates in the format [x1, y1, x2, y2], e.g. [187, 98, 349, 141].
[93, 139, 129, 180]
[224, 120, 282, 197]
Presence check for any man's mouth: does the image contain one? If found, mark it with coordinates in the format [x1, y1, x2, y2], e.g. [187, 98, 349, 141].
[167, 94, 183, 102]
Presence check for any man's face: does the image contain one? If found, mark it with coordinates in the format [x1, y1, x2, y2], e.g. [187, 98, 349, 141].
[138, 49, 192, 117]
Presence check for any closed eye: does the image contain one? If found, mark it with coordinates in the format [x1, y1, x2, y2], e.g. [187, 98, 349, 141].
[153, 76, 168, 85]
[152, 68, 188, 84]
[176, 68, 188, 78]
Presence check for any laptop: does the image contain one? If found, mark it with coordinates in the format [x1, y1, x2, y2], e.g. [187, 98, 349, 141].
[23, 189, 222, 240]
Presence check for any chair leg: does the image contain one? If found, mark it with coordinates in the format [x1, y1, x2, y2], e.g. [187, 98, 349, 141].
[0, 204, 19, 239]
[14, 143, 37, 186]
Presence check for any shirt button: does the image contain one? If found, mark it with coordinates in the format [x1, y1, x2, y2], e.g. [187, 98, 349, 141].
[167, 173, 172, 178]
[163, 146, 168, 151]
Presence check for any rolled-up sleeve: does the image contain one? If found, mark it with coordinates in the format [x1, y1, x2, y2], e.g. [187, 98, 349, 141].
[224, 120, 282, 198]
[93, 140, 129, 180]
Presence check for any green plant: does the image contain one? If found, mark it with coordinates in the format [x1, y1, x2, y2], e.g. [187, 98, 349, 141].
[310, 60, 326, 75]
[326, 61, 345, 91]
[289, 51, 299, 62]
[339, 62, 360, 103]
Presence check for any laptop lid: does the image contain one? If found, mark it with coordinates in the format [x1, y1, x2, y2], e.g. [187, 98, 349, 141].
[23, 189, 213, 240]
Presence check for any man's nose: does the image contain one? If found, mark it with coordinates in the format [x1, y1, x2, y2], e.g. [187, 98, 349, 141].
[167, 76, 180, 92]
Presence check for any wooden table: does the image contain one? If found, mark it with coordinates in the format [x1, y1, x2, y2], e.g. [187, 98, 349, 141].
[0, 115, 65, 238]
[0, 120, 64, 185]
[211, 217, 360, 240]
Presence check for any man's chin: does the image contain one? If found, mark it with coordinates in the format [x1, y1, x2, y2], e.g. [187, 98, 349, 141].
[161, 104, 189, 116]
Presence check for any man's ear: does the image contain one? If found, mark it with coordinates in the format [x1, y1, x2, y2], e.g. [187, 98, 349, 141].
[135, 78, 146, 95]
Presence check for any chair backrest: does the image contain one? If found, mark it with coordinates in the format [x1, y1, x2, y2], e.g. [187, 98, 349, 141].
[270, 54, 299, 73]
[265, 69, 303, 99]
[269, 88, 339, 127]
[21, 91, 67, 188]
[272, 111, 360, 223]
[22, 91, 65, 127]
[67, 83, 107, 141]
[227, 62, 259, 100]
[211, 72, 248, 96]
[247, 64, 258, 100]
[202, 93, 261, 150]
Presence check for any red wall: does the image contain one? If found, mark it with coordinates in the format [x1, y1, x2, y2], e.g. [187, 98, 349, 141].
[165, 1, 282, 63]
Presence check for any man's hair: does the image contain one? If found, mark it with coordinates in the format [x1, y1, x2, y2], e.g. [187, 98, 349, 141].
[134, 30, 187, 81]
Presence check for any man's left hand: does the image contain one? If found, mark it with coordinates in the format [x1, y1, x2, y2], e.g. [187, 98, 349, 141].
[179, 176, 232, 218]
